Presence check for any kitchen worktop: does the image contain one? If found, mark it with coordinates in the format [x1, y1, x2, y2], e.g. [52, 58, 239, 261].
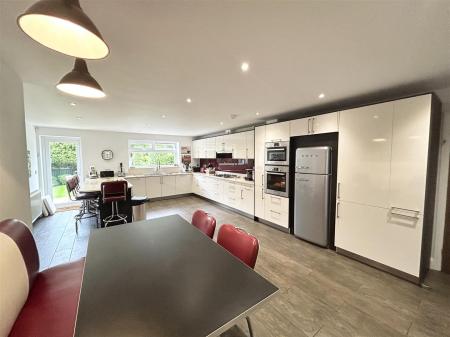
[125, 172, 193, 178]
[193, 172, 255, 187]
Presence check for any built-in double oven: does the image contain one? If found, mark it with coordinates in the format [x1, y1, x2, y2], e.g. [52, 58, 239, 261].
[264, 141, 289, 197]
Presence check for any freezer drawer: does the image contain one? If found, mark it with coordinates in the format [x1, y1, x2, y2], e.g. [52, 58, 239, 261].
[294, 173, 329, 246]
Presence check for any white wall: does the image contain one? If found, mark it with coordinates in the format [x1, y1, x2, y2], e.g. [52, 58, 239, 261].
[0, 60, 32, 226]
[25, 123, 39, 193]
[431, 102, 450, 270]
[35, 127, 192, 179]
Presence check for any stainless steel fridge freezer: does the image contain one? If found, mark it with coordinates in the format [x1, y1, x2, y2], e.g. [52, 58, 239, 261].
[294, 146, 331, 247]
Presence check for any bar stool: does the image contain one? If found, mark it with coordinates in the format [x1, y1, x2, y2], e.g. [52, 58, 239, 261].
[101, 180, 128, 227]
[66, 175, 99, 234]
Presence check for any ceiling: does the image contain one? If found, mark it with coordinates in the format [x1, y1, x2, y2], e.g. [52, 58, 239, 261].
[1, 0, 449, 137]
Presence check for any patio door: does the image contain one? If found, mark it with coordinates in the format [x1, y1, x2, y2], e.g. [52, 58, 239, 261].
[41, 136, 82, 205]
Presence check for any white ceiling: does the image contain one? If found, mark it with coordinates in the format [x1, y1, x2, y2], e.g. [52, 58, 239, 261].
[1, 0, 449, 137]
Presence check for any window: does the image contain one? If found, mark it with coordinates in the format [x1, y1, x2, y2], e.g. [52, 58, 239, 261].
[129, 140, 179, 168]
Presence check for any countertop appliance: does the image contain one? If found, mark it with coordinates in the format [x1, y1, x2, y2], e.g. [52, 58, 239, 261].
[265, 141, 289, 166]
[265, 165, 289, 197]
[216, 152, 232, 159]
[100, 170, 115, 178]
[294, 146, 331, 247]
[245, 169, 253, 181]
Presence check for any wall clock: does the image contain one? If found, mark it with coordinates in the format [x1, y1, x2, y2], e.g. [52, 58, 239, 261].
[101, 149, 113, 160]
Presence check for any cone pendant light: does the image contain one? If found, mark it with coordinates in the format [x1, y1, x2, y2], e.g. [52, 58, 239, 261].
[57, 58, 105, 98]
[18, 0, 109, 59]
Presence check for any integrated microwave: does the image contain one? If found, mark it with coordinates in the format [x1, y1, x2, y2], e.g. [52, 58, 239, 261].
[265, 141, 289, 166]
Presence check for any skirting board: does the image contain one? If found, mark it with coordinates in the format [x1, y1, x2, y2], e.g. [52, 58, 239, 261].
[255, 217, 290, 233]
[336, 247, 420, 285]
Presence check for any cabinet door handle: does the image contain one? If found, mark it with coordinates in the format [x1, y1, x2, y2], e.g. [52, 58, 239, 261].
[241, 190, 243, 199]
[390, 207, 420, 219]
[312, 118, 315, 134]
[307, 118, 311, 134]
[336, 202, 340, 218]
[270, 210, 281, 215]
[261, 188, 264, 200]
[262, 174, 264, 188]
[337, 182, 341, 199]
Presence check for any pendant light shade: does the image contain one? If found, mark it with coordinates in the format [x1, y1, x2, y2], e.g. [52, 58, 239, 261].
[17, 0, 109, 59]
[57, 58, 106, 98]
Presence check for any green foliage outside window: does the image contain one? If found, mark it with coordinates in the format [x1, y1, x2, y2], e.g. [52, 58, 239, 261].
[130, 152, 176, 167]
[50, 142, 77, 168]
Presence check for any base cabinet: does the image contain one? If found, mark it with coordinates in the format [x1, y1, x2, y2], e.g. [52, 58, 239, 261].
[175, 175, 192, 194]
[193, 175, 254, 215]
[162, 176, 176, 197]
[336, 201, 422, 277]
[126, 177, 146, 196]
[264, 195, 289, 228]
[146, 176, 162, 198]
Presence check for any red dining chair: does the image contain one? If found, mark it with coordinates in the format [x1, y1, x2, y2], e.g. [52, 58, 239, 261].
[191, 210, 216, 239]
[217, 224, 259, 337]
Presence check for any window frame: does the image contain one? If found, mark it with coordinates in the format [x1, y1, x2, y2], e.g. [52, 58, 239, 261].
[128, 140, 180, 168]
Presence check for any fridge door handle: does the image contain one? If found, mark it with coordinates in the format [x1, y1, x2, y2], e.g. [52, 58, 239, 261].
[336, 202, 340, 218]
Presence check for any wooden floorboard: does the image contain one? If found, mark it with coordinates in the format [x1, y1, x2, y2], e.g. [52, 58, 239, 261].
[32, 195, 450, 337]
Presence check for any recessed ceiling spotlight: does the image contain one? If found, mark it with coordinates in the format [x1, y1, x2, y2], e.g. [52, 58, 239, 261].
[186, 98, 192, 103]
[161, 114, 166, 118]
[220, 121, 224, 125]
[241, 62, 249, 72]
[255, 112, 260, 116]
[76, 116, 82, 120]
[69, 102, 76, 106]
[318, 93, 325, 99]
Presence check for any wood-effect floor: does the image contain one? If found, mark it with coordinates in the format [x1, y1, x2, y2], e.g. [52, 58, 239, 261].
[33, 196, 450, 337]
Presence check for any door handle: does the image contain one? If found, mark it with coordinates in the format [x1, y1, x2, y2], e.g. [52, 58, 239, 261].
[307, 118, 311, 134]
[390, 207, 420, 219]
[261, 174, 264, 188]
[312, 118, 315, 134]
[336, 202, 340, 218]
[241, 190, 243, 199]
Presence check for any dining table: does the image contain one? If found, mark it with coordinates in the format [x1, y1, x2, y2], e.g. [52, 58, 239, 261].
[78, 177, 133, 225]
[74, 214, 278, 337]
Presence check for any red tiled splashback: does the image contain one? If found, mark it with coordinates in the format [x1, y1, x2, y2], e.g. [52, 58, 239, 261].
[199, 159, 254, 174]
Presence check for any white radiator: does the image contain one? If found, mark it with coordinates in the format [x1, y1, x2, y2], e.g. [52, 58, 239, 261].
[30, 190, 42, 223]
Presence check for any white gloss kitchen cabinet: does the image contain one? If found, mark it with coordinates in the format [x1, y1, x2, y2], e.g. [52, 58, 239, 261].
[254, 126, 266, 219]
[245, 130, 255, 159]
[192, 175, 254, 215]
[265, 121, 290, 142]
[175, 174, 192, 194]
[264, 194, 289, 228]
[335, 94, 440, 282]
[126, 177, 147, 196]
[290, 112, 339, 137]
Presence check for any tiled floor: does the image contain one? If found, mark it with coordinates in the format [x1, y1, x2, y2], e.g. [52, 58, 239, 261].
[33, 196, 450, 337]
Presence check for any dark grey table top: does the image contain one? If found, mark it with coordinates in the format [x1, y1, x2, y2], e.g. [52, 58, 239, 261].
[74, 214, 278, 337]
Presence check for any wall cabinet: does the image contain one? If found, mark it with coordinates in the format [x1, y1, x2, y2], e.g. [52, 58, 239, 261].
[335, 94, 434, 279]
[205, 137, 216, 158]
[215, 135, 225, 153]
[265, 121, 290, 142]
[290, 112, 339, 137]
[245, 130, 255, 159]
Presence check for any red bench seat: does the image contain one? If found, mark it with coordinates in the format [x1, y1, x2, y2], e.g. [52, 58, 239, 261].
[0, 219, 84, 337]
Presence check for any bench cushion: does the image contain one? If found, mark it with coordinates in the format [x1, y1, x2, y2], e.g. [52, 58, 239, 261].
[9, 258, 85, 337]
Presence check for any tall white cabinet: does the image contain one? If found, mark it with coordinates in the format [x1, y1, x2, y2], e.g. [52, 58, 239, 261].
[335, 94, 438, 281]
[254, 126, 266, 219]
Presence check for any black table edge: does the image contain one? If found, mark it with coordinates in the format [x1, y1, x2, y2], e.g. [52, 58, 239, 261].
[205, 288, 279, 337]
